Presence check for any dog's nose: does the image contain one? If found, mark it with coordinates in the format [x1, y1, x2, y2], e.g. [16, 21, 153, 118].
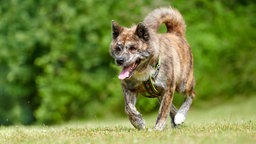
[116, 58, 124, 65]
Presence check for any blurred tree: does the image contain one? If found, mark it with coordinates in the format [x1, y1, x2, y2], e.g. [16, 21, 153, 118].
[0, 0, 255, 125]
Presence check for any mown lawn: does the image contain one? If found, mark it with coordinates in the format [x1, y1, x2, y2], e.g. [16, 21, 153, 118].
[0, 96, 255, 144]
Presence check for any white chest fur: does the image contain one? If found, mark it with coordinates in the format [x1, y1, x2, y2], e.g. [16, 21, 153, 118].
[133, 66, 155, 81]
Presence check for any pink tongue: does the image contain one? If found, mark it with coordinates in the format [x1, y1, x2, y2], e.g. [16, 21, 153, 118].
[118, 67, 131, 80]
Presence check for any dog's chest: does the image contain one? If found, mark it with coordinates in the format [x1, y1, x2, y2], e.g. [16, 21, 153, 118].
[133, 66, 155, 81]
[126, 81, 153, 96]
[124, 77, 164, 98]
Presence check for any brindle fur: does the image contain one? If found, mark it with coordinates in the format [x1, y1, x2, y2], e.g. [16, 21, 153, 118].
[110, 7, 195, 130]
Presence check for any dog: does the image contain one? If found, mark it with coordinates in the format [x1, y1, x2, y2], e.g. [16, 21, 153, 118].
[110, 7, 195, 130]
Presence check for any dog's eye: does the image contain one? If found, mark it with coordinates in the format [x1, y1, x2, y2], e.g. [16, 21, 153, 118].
[116, 45, 122, 52]
[129, 46, 137, 52]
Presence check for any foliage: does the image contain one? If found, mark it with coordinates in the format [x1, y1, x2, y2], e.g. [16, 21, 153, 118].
[0, 0, 255, 124]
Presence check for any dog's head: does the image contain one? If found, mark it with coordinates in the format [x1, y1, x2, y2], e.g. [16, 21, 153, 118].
[110, 21, 154, 80]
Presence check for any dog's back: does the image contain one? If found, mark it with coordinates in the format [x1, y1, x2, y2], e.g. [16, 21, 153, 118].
[143, 7, 195, 98]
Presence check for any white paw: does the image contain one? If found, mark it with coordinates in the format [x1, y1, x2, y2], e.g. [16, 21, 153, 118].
[174, 113, 185, 125]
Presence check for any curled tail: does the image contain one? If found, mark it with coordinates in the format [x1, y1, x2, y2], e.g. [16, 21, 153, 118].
[143, 7, 186, 35]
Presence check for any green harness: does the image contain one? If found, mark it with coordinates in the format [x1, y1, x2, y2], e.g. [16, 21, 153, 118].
[143, 57, 161, 98]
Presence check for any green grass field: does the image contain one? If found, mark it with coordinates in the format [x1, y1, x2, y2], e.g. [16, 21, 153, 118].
[1, 96, 255, 144]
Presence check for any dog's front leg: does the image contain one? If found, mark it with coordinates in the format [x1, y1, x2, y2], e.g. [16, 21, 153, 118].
[155, 86, 175, 130]
[122, 86, 146, 130]
[158, 97, 178, 127]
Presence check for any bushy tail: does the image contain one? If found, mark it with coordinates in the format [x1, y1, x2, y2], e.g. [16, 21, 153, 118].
[143, 7, 186, 35]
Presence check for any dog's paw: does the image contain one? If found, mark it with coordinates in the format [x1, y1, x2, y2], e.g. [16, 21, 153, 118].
[154, 121, 166, 131]
[154, 126, 164, 131]
[136, 122, 146, 130]
[174, 113, 185, 125]
[130, 118, 146, 130]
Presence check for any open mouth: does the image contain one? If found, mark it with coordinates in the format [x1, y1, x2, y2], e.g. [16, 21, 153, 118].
[118, 59, 141, 80]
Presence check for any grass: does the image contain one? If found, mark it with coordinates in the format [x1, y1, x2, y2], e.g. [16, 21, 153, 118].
[0, 96, 255, 144]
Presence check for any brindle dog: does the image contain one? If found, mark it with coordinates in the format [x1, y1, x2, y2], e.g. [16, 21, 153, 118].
[110, 7, 195, 130]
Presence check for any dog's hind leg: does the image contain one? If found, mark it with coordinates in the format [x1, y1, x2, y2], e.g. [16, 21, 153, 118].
[174, 96, 193, 125]
[170, 104, 178, 127]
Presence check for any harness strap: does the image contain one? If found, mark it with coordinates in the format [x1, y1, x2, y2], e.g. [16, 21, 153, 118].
[143, 56, 161, 98]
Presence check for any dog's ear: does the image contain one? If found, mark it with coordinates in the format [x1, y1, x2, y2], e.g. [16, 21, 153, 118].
[136, 22, 150, 41]
[112, 20, 123, 39]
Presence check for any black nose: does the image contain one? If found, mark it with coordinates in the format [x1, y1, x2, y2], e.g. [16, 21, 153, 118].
[116, 58, 124, 65]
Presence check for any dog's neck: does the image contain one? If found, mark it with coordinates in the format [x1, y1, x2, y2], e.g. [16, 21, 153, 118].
[133, 56, 160, 81]
[133, 66, 155, 81]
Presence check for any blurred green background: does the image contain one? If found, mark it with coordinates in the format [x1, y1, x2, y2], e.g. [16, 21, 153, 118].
[0, 0, 255, 125]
